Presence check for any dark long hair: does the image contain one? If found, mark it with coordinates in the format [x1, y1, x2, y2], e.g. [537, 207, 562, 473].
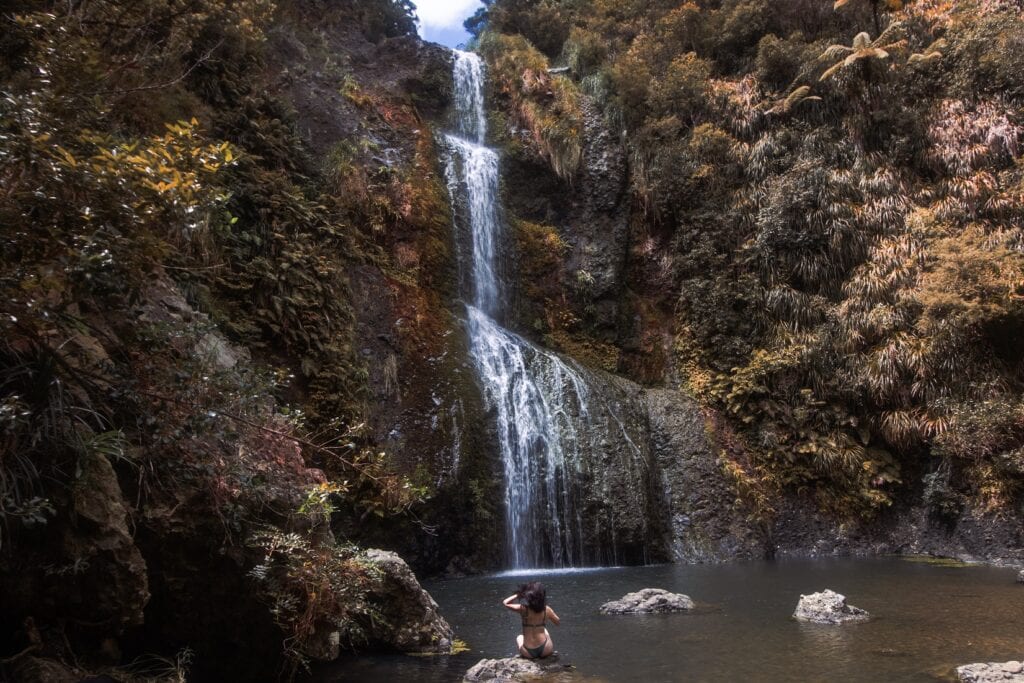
[517, 581, 546, 613]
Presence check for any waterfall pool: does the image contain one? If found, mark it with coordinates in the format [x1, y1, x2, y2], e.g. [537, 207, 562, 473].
[314, 558, 1023, 682]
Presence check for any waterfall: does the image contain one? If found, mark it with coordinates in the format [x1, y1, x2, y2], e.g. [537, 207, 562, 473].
[443, 50, 653, 568]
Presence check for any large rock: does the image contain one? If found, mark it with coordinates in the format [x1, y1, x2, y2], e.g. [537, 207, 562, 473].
[599, 588, 695, 614]
[356, 548, 454, 653]
[1017, 570, 1024, 584]
[646, 389, 767, 562]
[555, 370, 669, 566]
[561, 96, 631, 328]
[793, 589, 869, 624]
[957, 661, 1024, 682]
[463, 656, 574, 682]
[63, 451, 149, 630]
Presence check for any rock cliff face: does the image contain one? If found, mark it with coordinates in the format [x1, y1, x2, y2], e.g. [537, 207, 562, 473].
[645, 389, 767, 562]
[474, 37, 1024, 570]
[559, 97, 631, 334]
[250, 3, 509, 576]
[502, 94, 632, 341]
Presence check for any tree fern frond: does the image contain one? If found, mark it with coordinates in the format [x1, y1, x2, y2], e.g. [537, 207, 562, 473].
[820, 61, 847, 81]
[852, 32, 873, 50]
[821, 44, 854, 61]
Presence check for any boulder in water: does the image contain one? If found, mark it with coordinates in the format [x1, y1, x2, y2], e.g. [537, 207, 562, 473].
[1016, 569, 1024, 584]
[793, 589, 869, 624]
[463, 655, 573, 682]
[599, 588, 695, 614]
[957, 660, 1024, 682]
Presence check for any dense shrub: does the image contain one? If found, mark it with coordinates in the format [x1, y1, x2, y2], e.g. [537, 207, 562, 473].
[479, 31, 584, 179]
[1, 0, 425, 672]
[480, 0, 1024, 514]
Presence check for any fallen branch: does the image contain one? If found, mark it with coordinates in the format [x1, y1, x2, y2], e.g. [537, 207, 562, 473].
[0, 644, 40, 665]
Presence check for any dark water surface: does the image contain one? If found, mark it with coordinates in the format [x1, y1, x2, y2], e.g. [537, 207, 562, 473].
[316, 558, 1024, 682]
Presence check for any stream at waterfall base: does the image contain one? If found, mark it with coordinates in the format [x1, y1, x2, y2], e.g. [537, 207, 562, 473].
[314, 558, 1023, 682]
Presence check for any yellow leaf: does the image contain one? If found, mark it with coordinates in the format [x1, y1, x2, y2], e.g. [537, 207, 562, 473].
[55, 146, 77, 167]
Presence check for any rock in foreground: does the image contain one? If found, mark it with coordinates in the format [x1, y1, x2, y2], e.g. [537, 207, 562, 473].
[357, 548, 454, 653]
[599, 588, 695, 614]
[957, 660, 1024, 682]
[463, 656, 574, 682]
[793, 589, 869, 624]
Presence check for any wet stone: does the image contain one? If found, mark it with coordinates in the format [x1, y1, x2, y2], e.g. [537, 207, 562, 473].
[599, 588, 695, 614]
[463, 655, 574, 682]
[793, 589, 870, 624]
[957, 661, 1024, 682]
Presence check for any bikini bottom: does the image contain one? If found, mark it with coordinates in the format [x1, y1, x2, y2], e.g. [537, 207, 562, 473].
[523, 635, 548, 659]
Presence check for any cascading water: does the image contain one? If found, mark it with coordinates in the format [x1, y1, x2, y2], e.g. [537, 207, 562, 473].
[443, 50, 655, 568]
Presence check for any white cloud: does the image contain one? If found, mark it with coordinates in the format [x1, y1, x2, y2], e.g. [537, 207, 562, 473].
[415, 0, 483, 30]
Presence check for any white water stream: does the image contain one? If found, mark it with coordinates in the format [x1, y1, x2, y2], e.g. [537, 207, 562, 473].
[443, 51, 648, 568]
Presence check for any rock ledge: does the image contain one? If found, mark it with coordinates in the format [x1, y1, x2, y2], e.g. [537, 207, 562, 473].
[957, 660, 1024, 682]
[599, 588, 695, 614]
[357, 548, 454, 653]
[463, 656, 573, 682]
[792, 589, 869, 624]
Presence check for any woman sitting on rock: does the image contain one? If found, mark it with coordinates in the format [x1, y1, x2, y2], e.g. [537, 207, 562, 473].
[503, 581, 560, 659]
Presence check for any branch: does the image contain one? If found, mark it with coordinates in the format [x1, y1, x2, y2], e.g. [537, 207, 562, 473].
[78, 39, 224, 98]
[0, 645, 40, 665]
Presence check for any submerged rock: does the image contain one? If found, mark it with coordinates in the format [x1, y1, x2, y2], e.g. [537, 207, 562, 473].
[354, 549, 454, 653]
[463, 655, 574, 682]
[1017, 569, 1024, 584]
[957, 660, 1024, 682]
[599, 588, 695, 614]
[793, 589, 869, 624]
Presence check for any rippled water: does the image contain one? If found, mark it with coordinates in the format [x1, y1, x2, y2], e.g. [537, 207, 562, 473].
[316, 558, 1024, 682]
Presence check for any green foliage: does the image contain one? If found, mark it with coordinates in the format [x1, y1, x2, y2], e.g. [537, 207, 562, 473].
[483, 0, 1024, 515]
[1, 2, 437, 671]
[248, 528, 377, 675]
[756, 34, 804, 87]
[818, 29, 905, 82]
[342, 0, 418, 42]
[649, 53, 712, 122]
[477, 0, 572, 57]
[479, 31, 584, 179]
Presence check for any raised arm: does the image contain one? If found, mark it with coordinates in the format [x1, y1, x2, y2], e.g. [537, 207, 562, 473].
[546, 605, 560, 625]
[503, 594, 523, 612]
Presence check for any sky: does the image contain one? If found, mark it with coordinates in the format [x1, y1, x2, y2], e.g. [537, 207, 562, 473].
[415, 0, 485, 48]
